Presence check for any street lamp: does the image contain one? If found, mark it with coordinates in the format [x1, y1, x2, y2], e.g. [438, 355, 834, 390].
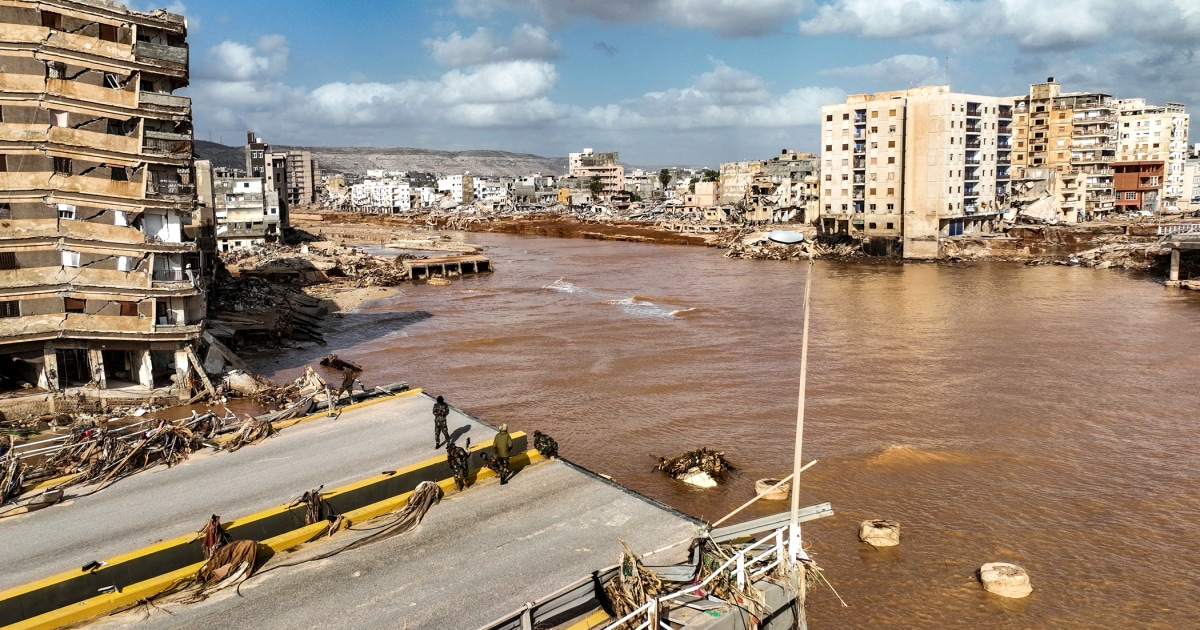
[767, 230, 814, 566]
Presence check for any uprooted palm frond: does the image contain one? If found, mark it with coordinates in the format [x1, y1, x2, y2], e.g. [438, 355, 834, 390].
[654, 448, 735, 479]
[603, 541, 666, 627]
[690, 537, 768, 618]
[223, 418, 277, 452]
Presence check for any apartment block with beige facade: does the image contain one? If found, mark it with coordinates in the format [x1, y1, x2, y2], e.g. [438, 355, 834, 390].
[1113, 99, 1189, 213]
[568, 148, 625, 195]
[1012, 79, 1119, 219]
[0, 0, 203, 398]
[821, 85, 1012, 259]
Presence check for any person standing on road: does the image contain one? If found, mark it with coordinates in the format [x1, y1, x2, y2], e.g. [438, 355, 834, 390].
[446, 437, 471, 491]
[493, 423, 513, 485]
[432, 395, 450, 448]
[334, 365, 357, 408]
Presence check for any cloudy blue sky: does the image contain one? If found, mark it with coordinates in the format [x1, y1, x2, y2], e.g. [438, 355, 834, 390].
[162, 0, 1200, 166]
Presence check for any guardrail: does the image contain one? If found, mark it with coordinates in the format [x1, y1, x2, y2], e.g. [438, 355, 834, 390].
[10, 410, 240, 461]
[603, 526, 793, 630]
[1158, 224, 1200, 236]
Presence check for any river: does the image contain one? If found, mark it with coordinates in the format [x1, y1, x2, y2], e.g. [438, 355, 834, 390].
[249, 232, 1200, 628]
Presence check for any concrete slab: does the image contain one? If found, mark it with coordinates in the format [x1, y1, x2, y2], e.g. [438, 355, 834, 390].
[0, 393, 495, 591]
[86, 460, 700, 630]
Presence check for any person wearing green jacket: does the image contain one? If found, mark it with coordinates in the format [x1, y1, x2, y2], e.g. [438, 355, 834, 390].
[493, 424, 513, 485]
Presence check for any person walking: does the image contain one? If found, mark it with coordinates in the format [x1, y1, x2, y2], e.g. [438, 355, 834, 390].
[446, 437, 471, 491]
[432, 395, 450, 448]
[334, 365, 357, 409]
[493, 424, 513, 485]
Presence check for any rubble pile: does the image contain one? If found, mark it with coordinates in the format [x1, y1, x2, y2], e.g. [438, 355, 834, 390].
[720, 229, 864, 260]
[210, 242, 415, 347]
[655, 447, 736, 486]
[1066, 241, 1170, 270]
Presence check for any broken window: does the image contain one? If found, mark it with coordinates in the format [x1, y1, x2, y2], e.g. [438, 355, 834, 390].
[62, 251, 80, 267]
[0, 203, 9, 219]
[46, 61, 66, 79]
[64, 298, 85, 313]
[0, 155, 6, 172]
[119, 301, 138, 316]
[41, 11, 62, 29]
[99, 23, 118, 42]
[57, 204, 75, 220]
[0, 252, 17, 269]
[110, 166, 127, 181]
[0, 301, 19, 318]
[54, 157, 72, 174]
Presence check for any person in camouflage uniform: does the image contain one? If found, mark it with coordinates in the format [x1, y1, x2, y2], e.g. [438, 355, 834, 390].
[334, 365, 357, 408]
[492, 424, 513, 485]
[533, 430, 558, 459]
[446, 437, 471, 491]
[432, 395, 450, 448]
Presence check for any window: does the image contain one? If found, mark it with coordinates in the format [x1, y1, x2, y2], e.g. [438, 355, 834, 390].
[842, 144, 849, 151]
[53, 157, 72, 174]
[46, 61, 66, 79]
[842, 113, 849, 120]
[887, 204, 895, 210]
[888, 140, 896, 148]
[825, 145, 832, 152]
[0, 251, 16, 269]
[119, 301, 138, 316]
[869, 222, 877, 229]
[0, 155, 6, 172]
[825, 174, 831, 181]
[41, 11, 62, 29]
[887, 188, 895, 195]
[64, 298, 85, 313]
[869, 188, 876, 195]
[889, 109, 897, 116]
[825, 114, 832, 122]
[0, 301, 19, 318]
[110, 166, 127, 181]
[889, 125, 896, 133]
[140, 79, 155, 93]
[887, 157, 895, 164]
[57, 203, 75, 220]
[0, 203, 9, 219]
[841, 174, 848, 181]
[62, 251, 80, 267]
[887, 222, 894, 229]
[825, 204, 831, 211]
[99, 23, 118, 42]
[869, 204, 876, 211]
[871, 111, 879, 118]
[1125, 192, 1137, 200]
[104, 72, 120, 89]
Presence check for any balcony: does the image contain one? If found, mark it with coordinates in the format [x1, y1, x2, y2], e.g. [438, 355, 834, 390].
[965, 139, 982, 148]
[0, 171, 143, 200]
[138, 91, 191, 117]
[142, 130, 192, 158]
[997, 169, 1010, 179]
[965, 169, 980, 181]
[46, 77, 138, 110]
[147, 179, 195, 195]
[997, 124, 1011, 134]
[134, 41, 189, 68]
[964, 204, 979, 214]
[966, 104, 981, 117]
[966, 123, 982, 133]
[853, 144, 865, 154]
[999, 106, 1013, 119]
[0, 313, 197, 340]
[853, 159, 865, 169]
[964, 188, 979, 198]
[1, 25, 134, 62]
[1074, 114, 1116, 124]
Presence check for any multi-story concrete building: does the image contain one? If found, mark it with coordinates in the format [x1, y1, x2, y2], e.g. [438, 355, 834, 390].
[347, 179, 411, 214]
[436, 173, 474, 205]
[1183, 156, 1200, 212]
[210, 175, 280, 251]
[1114, 99, 1189, 213]
[822, 85, 1012, 258]
[1012, 79, 1118, 220]
[568, 148, 624, 195]
[0, 0, 204, 397]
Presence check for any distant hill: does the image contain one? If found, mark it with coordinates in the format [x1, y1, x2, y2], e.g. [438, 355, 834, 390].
[194, 140, 246, 171]
[194, 141, 568, 178]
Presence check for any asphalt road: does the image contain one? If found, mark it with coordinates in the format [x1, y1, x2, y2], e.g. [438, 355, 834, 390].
[0, 392, 494, 591]
[87, 460, 699, 630]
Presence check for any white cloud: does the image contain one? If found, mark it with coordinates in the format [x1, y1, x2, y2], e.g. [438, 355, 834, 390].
[821, 54, 946, 87]
[424, 24, 559, 66]
[200, 35, 288, 81]
[797, 0, 1200, 52]
[453, 0, 809, 37]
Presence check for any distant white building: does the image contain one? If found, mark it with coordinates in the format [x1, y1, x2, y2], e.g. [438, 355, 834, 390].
[348, 180, 411, 213]
[436, 173, 474, 205]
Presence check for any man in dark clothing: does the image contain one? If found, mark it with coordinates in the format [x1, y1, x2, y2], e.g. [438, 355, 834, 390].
[493, 423, 513, 485]
[334, 365, 357, 408]
[533, 430, 558, 459]
[432, 395, 450, 448]
[446, 437, 471, 492]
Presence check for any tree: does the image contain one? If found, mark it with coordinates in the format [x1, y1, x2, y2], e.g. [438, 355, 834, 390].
[658, 168, 672, 190]
[588, 176, 603, 200]
[701, 168, 719, 182]
[688, 177, 698, 193]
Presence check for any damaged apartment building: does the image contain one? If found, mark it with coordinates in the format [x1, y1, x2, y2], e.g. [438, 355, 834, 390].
[718, 150, 820, 224]
[0, 0, 204, 403]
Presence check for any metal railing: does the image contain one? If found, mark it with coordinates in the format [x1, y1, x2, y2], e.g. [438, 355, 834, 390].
[1158, 224, 1200, 236]
[10, 410, 241, 461]
[147, 180, 195, 195]
[601, 526, 793, 630]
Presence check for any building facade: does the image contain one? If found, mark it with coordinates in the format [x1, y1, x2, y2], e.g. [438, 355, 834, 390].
[568, 148, 625, 195]
[1114, 99, 1189, 213]
[0, 0, 203, 395]
[822, 85, 1012, 259]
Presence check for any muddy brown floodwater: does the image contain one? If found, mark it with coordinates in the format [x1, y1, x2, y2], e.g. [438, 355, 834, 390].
[250, 232, 1200, 628]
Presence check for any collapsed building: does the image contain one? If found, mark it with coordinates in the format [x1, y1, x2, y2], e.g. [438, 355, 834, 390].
[0, 0, 206, 406]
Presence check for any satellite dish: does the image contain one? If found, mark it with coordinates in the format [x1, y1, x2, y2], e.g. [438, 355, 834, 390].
[767, 230, 805, 244]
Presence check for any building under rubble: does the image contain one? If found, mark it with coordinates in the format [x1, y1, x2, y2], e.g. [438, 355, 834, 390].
[0, 0, 204, 404]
